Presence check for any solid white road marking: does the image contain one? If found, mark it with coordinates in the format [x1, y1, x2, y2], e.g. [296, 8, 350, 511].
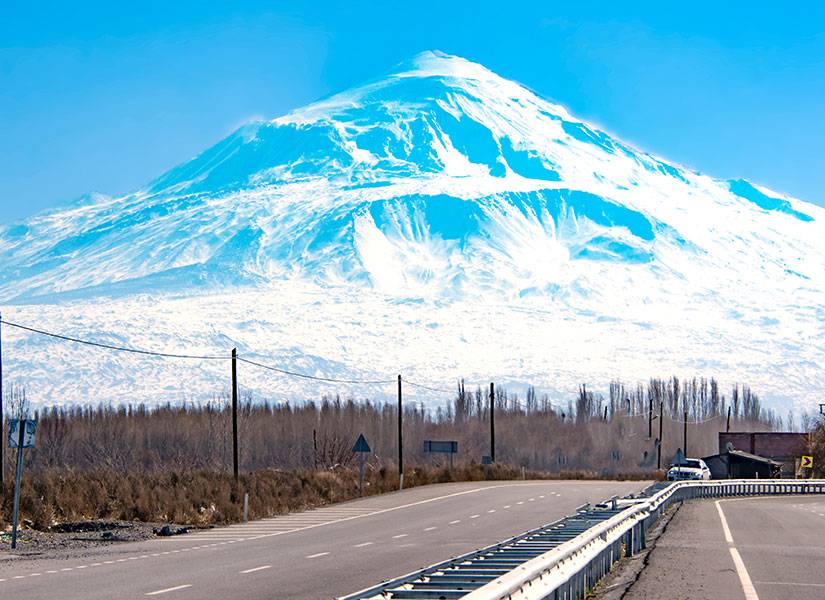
[754, 581, 825, 588]
[146, 584, 193, 596]
[306, 552, 330, 559]
[715, 501, 734, 544]
[240, 565, 272, 574]
[715, 501, 759, 600]
[729, 548, 760, 600]
[354, 542, 374, 547]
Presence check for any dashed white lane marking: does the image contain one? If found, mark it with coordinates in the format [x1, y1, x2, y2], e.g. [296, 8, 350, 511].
[2, 484, 577, 582]
[392, 534, 408, 539]
[517, 501, 524, 505]
[306, 552, 330, 559]
[240, 565, 271, 574]
[539, 495, 545, 498]
[487, 509, 496, 513]
[469, 514, 480, 519]
[146, 584, 192, 596]
[715, 501, 759, 600]
[354, 542, 374, 547]
[528, 498, 535, 502]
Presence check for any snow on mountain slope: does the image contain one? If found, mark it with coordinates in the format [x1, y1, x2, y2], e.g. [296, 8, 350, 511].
[1, 51, 823, 410]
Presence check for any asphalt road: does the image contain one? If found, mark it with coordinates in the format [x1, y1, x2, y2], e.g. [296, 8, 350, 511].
[624, 495, 825, 600]
[0, 480, 647, 600]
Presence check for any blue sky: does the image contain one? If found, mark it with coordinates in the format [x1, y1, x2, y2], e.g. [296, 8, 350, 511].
[2, 1, 824, 222]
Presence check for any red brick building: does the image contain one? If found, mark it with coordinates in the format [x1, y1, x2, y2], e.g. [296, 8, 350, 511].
[718, 432, 809, 476]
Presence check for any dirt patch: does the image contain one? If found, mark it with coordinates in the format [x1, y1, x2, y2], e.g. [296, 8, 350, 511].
[1, 520, 196, 556]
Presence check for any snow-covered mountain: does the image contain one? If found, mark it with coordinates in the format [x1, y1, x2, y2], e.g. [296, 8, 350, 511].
[2, 51, 823, 410]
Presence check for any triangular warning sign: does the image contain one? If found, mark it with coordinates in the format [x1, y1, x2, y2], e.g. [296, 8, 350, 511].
[352, 433, 371, 453]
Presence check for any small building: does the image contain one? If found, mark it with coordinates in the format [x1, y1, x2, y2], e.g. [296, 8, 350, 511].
[718, 432, 807, 477]
[703, 449, 783, 479]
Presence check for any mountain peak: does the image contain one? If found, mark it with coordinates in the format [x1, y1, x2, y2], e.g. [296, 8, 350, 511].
[390, 50, 501, 82]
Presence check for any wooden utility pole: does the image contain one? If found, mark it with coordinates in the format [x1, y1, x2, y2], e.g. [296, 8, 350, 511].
[683, 410, 688, 456]
[231, 348, 239, 482]
[0, 312, 4, 489]
[657, 400, 664, 470]
[648, 394, 653, 439]
[398, 374, 403, 490]
[490, 382, 496, 463]
[726, 406, 731, 432]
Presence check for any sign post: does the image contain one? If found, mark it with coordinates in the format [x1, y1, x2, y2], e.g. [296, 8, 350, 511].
[423, 440, 458, 470]
[352, 434, 371, 496]
[9, 419, 36, 550]
[801, 455, 814, 478]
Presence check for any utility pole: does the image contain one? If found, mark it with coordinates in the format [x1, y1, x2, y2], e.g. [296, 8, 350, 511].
[648, 394, 653, 439]
[0, 311, 4, 489]
[10, 420, 24, 549]
[683, 410, 688, 456]
[398, 374, 403, 490]
[657, 400, 663, 470]
[490, 382, 496, 463]
[231, 348, 239, 482]
[726, 406, 731, 432]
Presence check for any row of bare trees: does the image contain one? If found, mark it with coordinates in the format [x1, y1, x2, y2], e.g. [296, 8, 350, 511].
[1, 377, 780, 478]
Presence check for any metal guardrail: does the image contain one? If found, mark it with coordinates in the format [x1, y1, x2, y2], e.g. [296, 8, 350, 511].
[340, 479, 825, 600]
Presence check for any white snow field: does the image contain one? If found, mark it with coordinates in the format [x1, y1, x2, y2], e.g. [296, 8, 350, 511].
[0, 51, 822, 410]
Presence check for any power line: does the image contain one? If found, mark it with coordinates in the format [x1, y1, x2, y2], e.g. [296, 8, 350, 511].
[2, 320, 228, 360]
[403, 379, 456, 394]
[236, 356, 395, 385]
[668, 413, 723, 425]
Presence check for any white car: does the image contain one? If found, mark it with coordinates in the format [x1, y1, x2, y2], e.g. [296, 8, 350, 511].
[667, 458, 711, 481]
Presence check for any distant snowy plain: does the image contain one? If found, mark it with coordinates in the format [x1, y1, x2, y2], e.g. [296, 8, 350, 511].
[1, 52, 822, 411]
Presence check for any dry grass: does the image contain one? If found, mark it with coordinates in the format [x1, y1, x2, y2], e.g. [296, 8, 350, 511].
[0, 464, 655, 530]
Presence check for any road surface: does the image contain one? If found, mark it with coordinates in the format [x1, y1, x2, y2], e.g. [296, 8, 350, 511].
[0, 480, 647, 599]
[624, 495, 825, 600]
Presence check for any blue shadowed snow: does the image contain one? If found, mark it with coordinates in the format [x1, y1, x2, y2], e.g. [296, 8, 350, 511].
[369, 194, 481, 241]
[728, 179, 813, 222]
[148, 122, 354, 193]
[573, 236, 652, 263]
[525, 189, 655, 242]
[434, 108, 505, 177]
[500, 137, 560, 181]
[649, 159, 689, 184]
[562, 121, 617, 155]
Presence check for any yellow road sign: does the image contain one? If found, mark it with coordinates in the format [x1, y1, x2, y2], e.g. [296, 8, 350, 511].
[801, 455, 814, 469]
